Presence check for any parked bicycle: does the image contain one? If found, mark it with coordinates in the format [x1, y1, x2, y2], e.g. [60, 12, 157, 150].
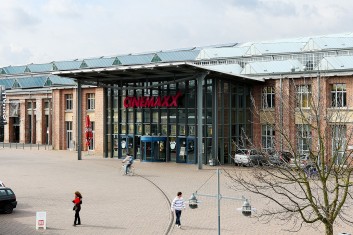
[304, 165, 319, 179]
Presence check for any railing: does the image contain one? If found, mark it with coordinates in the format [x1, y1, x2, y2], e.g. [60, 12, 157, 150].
[0, 142, 53, 150]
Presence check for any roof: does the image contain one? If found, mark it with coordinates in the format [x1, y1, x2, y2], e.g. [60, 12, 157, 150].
[0, 75, 76, 90]
[316, 55, 353, 70]
[241, 60, 303, 75]
[16, 76, 47, 88]
[0, 78, 15, 89]
[0, 32, 353, 81]
[54, 62, 263, 84]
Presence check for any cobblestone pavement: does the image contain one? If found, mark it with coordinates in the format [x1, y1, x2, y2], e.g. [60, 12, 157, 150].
[0, 149, 352, 235]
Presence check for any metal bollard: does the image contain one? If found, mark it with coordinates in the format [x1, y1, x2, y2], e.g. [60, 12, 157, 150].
[23, 143, 24, 149]
[38, 143, 39, 150]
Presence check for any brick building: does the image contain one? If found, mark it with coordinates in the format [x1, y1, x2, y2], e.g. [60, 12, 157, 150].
[1, 32, 353, 165]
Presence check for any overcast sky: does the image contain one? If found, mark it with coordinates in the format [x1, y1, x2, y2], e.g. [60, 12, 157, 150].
[0, 0, 352, 67]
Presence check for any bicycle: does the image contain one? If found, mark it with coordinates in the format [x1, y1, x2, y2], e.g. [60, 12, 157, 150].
[304, 165, 319, 179]
[121, 164, 135, 176]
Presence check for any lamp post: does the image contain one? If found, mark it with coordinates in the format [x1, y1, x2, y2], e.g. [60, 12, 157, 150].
[189, 168, 254, 235]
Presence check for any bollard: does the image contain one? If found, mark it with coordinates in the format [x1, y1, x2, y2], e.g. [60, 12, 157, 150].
[23, 143, 24, 149]
[10, 142, 11, 148]
[38, 143, 39, 150]
[16, 142, 17, 149]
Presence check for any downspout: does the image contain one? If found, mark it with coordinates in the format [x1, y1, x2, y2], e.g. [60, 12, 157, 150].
[77, 80, 82, 160]
[280, 74, 283, 152]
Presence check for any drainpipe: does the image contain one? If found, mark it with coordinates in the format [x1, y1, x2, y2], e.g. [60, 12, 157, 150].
[280, 75, 283, 152]
[77, 80, 82, 160]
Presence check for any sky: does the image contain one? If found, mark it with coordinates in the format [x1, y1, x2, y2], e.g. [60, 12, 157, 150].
[0, 0, 352, 67]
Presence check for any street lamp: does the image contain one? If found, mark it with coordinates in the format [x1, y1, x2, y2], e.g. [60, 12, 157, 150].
[188, 168, 255, 235]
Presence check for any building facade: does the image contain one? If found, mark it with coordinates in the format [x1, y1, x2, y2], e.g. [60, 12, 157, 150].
[1, 32, 353, 165]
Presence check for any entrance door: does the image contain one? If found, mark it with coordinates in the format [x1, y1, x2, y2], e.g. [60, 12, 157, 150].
[177, 137, 196, 163]
[120, 135, 134, 158]
[187, 137, 196, 164]
[141, 136, 167, 162]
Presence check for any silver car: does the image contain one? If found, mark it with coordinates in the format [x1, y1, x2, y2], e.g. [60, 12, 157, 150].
[234, 149, 265, 166]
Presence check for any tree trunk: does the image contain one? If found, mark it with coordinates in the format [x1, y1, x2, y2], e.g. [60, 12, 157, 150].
[325, 222, 333, 235]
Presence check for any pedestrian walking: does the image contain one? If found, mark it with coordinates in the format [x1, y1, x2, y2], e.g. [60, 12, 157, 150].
[171, 192, 185, 228]
[72, 191, 82, 226]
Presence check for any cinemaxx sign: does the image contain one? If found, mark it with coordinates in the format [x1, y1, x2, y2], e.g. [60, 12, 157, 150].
[124, 92, 182, 108]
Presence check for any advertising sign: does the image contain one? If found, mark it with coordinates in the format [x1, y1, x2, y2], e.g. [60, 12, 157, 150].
[36, 211, 47, 230]
[124, 91, 182, 108]
[0, 86, 6, 125]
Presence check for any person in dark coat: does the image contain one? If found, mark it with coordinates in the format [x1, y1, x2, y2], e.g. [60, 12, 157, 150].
[72, 191, 82, 226]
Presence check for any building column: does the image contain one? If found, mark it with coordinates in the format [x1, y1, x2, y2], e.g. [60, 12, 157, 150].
[197, 72, 208, 169]
[77, 80, 82, 160]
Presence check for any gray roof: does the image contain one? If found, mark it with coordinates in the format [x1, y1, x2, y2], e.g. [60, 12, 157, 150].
[80, 57, 115, 68]
[26, 63, 53, 73]
[48, 75, 76, 85]
[16, 76, 47, 88]
[244, 42, 305, 55]
[2, 65, 27, 74]
[316, 55, 353, 70]
[1, 32, 353, 80]
[0, 78, 15, 89]
[241, 60, 303, 75]
[117, 54, 155, 65]
[202, 64, 243, 75]
[53, 60, 82, 71]
[197, 47, 249, 59]
[303, 37, 353, 51]
[156, 50, 201, 62]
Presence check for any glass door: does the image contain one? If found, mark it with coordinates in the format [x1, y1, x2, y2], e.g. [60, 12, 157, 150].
[176, 137, 187, 163]
[177, 137, 196, 163]
[141, 136, 167, 162]
[186, 137, 196, 164]
[120, 135, 134, 158]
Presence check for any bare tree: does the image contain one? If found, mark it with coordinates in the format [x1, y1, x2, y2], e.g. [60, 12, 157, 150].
[226, 76, 353, 235]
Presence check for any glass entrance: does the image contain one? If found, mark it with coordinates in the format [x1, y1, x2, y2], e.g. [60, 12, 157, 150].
[119, 135, 134, 158]
[141, 136, 167, 162]
[177, 137, 196, 164]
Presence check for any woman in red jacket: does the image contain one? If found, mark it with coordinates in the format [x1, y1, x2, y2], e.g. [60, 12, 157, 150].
[72, 191, 82, 226]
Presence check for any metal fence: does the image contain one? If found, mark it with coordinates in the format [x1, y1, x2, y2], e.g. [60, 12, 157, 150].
[0, 142, 53, 150]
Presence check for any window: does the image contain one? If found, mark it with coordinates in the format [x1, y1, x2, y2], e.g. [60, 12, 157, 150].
[44, 100, 50, 109]
[65, 94, 73, 110]
[66, 121, 73, 150]
[297, 124, 311, 154]
[87, 93, 95, 110]
[331, 84, 346, 108]
[262, 125, 275, 150]
[262, 86, 275, 109]
[332, 125, 346, 165]
[296, 85, 311, 108]
[0, 189, 6, 196]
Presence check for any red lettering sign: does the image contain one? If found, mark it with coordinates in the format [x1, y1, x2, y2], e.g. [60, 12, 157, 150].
[123, 92, 182, 108]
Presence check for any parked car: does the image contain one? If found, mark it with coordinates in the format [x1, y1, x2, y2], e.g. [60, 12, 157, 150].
[0, 180, 5, 187]
[0, 187, 17, 214]
[289, 154, 310, 168]
[268, 151, 293, 165]
[234, 149, 266, 166]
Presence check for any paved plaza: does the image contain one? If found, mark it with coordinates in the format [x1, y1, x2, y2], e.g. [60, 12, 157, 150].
[0, 149, 352, 235]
